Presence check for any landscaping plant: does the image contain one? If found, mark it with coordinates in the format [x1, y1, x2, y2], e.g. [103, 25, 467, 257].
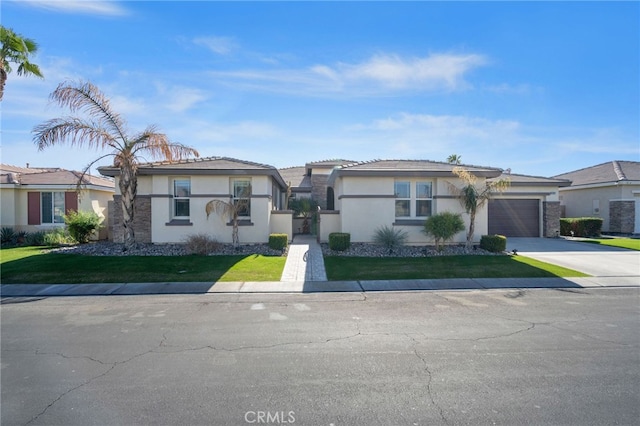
[373, 225, 408, 254]
[423, 212, 465, 251]
[64, 210, 102, 243]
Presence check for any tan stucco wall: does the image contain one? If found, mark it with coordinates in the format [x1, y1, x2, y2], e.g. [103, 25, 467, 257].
[1, 185, 113, 239]
[136, 174, 279, 244]
[0, 187, 17, 228]
[559, 184, 639, 232]
[270, 211, 293, 241]
[333, 175, 482, 244]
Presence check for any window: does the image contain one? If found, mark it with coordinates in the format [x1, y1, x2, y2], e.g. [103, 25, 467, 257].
[395, 180, 433, 219]
[395, 181, 411, 217]
[173, 179, 190, 218]
[42, 192, 65, 224]
[232, 179, 251, 217]
[416, 182, 432, 217]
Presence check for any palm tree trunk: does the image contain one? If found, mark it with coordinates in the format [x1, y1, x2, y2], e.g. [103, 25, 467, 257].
[119, 165, 137, 251]
[466, 210, 476, 249]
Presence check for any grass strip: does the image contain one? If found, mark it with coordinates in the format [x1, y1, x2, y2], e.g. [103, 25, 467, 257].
[578, 238, 639, 251]
[0, 247, 285, 284]
[324, 254, 588, 281]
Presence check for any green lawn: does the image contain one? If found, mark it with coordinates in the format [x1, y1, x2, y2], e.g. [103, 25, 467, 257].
[324, 255, 588, 281]
[578, 237, 640, 251]
[0, 247, 285, 284]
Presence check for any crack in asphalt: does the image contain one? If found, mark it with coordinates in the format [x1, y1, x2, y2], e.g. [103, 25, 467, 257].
[405, 334, 450, 426]
[24, 333, 170, 426]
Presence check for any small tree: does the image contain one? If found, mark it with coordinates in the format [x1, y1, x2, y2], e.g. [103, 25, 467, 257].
[205, 185, 251, 249]
[289, 197, 318, 234]
[64, 210, 103, 243]
[449, 167, 509, 248]
[423, 212, 465, 251]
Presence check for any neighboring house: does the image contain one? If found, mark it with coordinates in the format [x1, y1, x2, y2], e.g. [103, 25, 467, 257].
[99, 157, 569, 245]
[0, 164, 115, 239]
[98, 157, 291, 244]
[553, 161, 640, 234]
[321, 160, 568, 243]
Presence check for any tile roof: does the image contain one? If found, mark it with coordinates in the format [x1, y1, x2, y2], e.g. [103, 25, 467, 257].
[338, 159, 503, 173]
[553, 161, 640, 186]
[489, 172, 572, 187]
[100, 156, 276, 173]
[0, 165, 114, 189]
[278, 166, 312, 190]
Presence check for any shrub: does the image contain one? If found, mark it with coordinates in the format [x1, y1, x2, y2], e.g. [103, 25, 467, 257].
[64, 210, 103, 243]
[423, 212, 465, 250]
[25, 231, 47, 246]
[373, 225, 408, 253]
[184, 233, 221, 255]
[480, 234, 507, 253]
[560, 217, 603, 237]
[268, 233, 288, 251]
[329, 232, 351, 251]
[1, 227, 16, 246]
[43, 228, 76, 246]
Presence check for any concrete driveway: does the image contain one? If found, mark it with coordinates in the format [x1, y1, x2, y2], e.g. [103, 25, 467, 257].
[506, 238, 640, 277]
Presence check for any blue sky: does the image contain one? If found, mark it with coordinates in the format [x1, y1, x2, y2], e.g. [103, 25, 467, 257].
[2, 1, 638, 177]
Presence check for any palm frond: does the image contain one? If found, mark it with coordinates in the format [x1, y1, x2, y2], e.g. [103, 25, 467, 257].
[131, 128, 200, 161]
[33, 117, 119, 151]
[205, 199, 233, 219]
[49, 81, 128, 143]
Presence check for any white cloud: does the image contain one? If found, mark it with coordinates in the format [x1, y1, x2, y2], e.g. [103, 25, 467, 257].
[208, 52, 488, 97]
[193, 36, 238, 55]
[17, 0, 129, 16]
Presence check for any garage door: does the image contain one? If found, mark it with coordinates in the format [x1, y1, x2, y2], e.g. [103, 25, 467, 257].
[488, 199, 540, 237]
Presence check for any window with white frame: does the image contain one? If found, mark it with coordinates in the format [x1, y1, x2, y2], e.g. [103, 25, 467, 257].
[415, 181, 433, 217]
[395, 180, 433, 218]
[41, 192, 65, 224]
[232, 179, 251, 217]
[395, 181, 411, 217]
[173, 179, 191, 218]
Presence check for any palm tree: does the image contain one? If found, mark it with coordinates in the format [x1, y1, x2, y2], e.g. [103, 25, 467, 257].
[205, 185, 251, 249]
[447, 154, 462, 165]
[0, 26, 44, 101]
[33, 80, 199, 250]
[449, 166, 509, 248]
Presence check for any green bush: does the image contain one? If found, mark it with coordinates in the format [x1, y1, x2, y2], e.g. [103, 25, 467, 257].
[480, 234, 507, 253]
[560, 217, 603, 237]
[25, 231, 47, 246]
[43, 227, 76, 246]
[268, 233, 288, 251]
[423, 212, 465, 250]
[329, 232, 351, 251]
[373, 226, 408, 253]
[64, 210, 103, 243]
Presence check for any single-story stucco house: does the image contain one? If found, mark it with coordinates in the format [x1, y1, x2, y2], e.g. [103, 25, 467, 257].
[553, 161, 640, 234]
[98, 157, 291, 244]
[99, 157, 569, 245]
[0, 164, 115, 239]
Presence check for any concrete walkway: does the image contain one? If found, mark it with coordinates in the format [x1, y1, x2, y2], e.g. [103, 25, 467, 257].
[280, 234, 327, 282]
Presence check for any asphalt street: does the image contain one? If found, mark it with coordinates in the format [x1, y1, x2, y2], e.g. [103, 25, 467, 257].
[2, 288, 639, 426]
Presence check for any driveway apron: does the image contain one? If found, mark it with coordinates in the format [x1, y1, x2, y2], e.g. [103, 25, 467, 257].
[506, 237, 640, 277]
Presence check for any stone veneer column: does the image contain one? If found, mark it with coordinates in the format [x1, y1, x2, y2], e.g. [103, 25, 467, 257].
[543, 201, 561, 237]
[110, 195, 152, 243]
[310, 174, 329, 210]
[609, 200, 635, 234]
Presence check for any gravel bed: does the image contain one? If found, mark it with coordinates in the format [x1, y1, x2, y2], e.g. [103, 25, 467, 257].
[321, 243, 503, 257]
[47, 241, 502, 258]
[48, 241, 286, 257]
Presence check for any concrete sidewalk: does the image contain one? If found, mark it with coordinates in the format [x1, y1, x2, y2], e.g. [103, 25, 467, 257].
[1, 276, 638, 297]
